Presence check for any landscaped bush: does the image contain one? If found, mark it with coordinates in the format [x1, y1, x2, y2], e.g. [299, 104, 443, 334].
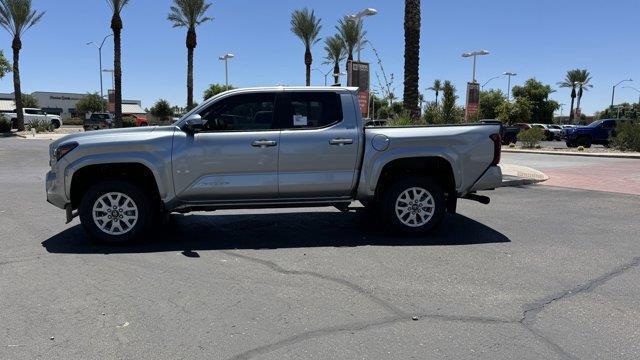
[0, 116, 11, 133]
[122, 117, 136, 128]
[26, 119, 54, 133]
[611, 122, 640, 152]
[64, 117, 84, 126]
[517, 127, 545, 148]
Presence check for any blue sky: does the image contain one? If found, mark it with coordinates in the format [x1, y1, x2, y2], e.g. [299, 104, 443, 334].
[0, 0, 638, 115]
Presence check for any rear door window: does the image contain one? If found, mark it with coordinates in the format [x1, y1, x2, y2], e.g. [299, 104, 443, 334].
[282, 92, 343, 129]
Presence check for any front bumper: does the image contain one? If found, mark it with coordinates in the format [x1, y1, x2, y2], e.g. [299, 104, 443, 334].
[46, 170, 68, 209]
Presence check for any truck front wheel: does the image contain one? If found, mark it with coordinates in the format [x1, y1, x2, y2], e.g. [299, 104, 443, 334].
[79, 180, 154, 244]
[383, 176, 445, 234]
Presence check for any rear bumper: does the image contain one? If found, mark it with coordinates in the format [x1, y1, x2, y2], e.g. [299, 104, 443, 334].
[469, 166, 503, 192]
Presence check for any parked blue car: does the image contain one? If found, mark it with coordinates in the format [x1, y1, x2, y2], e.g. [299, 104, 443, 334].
[565, 119, 629, 148]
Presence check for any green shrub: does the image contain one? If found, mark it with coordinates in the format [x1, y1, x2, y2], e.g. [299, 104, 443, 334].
[64, 117, 84, 126]
[386, 111, 418, 127]
[611, 122, 640, 152]
[0, 116, 10, 133]
[517, 127, 545, 148]
[26, 119, 54, 133]
[122, 117, 136, 128]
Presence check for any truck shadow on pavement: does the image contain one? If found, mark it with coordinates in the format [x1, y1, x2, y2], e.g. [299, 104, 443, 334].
[42, 211, 510, 254]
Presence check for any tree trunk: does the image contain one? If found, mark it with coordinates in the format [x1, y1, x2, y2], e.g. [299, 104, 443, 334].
[403, 0, 421, 121]
[304, 47, 312, 86]
[435, 91, 439, 107]
[186, 29, 197, 110]
[333, 62, 340, 85]
[576, 86, 583, 112]
[11, 36, 24, 131]
[112, 14, 123, 128]
[345, 52, 353, 85]
[569, 87, 576, 121]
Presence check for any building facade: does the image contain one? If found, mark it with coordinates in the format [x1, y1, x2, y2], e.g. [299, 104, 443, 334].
[0, 92, 145, 120]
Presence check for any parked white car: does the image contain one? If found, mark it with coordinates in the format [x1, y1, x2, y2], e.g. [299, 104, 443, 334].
[7, 108, 62, 129]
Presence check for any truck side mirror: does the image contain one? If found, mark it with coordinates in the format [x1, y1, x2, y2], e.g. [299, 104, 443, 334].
[184, 114, 204, 134]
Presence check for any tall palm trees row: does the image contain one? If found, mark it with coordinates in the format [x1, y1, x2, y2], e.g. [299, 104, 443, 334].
[558, 69, 592, 120]
[290, 8, 366, 87]
[0, 0, 211, 131]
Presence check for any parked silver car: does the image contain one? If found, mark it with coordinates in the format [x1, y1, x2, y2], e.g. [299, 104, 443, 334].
[46, 87, 503, 243]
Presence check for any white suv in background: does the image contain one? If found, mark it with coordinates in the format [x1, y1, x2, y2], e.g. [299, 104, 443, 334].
[6, 108, 62, 129]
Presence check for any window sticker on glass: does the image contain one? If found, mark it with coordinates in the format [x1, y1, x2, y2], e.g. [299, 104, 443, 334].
[293, 114, 308, 126]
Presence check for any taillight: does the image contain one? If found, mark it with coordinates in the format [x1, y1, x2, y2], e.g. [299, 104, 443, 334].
[489, 133, 501, 166]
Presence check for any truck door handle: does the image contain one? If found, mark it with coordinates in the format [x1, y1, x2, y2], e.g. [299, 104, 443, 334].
[251, 139, 277, 147]
[330, 138, 353, 145]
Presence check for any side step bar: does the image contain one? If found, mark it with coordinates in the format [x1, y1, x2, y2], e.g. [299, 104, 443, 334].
[462, 193, 491, 205]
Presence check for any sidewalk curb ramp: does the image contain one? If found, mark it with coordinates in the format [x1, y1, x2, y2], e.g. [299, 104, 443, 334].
[499, 164, 549, 187]
[502, 148, 640, 159]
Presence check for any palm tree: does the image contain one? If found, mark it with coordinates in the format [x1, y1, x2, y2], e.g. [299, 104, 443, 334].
[558, 69, 582, 121]
[574, 69, 592, 113]
[403, 0, 421, 120]
[428, 79, 442, 106]
[168, 0, 213, 110]
[323, 35, 345, 85]
[336, 17, 364, 71]
[0, 0, 44, 131]
[106, 0, 130, 127]
[290, 8, 321, 86]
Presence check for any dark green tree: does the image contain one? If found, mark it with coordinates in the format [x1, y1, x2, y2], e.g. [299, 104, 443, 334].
[512, 78, 559, 123]
[106, 0, 130, 127]
[558, 69, 583, 121]
[0, 0, 44, 131]
[403, 0, 421, 120]
[149, 99, 174, 121]
[290, 8, 322, 86]
[336, 17, 364, 71]
[441, 80, 459, 123]
[76, 93, 106, 114]
[20, 93, 37, 108]
[168, 0, 213, 110]
[203, 83, 233, 100]
[479, 89, 506, 120]
[497, 97, 533, 125]
[427, 79, 442, 106]
[574, 69, 592, 112]
[323, 34, 345, 85]
[0, 50, 11, 79]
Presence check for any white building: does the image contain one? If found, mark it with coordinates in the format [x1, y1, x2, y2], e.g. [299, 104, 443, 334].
[0, 91, 145, 120]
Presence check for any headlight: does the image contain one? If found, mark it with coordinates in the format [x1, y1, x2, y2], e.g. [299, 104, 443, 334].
[55, 142, 78, 161]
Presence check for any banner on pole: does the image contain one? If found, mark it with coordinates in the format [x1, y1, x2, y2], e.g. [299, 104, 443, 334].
[465, 82, 480, 122]
[348, 61, 370, 118]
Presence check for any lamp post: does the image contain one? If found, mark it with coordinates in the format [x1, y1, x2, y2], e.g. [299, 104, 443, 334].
[218, 53, 234, 90]
[461, 50, 489, 83]
[87, 34, 113, 112]
[622, 86, 640, 105]
[611, 78, 632, 108]
[503, 72, 517, 101]
[348, 8, 378, 61]
[481, 76, 500, 90]
[313, 68, 333, 86]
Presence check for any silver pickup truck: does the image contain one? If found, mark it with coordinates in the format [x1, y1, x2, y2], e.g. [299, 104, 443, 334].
[46, 87, 503, 243]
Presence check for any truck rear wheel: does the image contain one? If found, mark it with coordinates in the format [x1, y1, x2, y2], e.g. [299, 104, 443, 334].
[382, 176, 445, 234]
[79, 180, 154, 244]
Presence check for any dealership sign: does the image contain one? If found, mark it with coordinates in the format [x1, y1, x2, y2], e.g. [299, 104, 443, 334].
[348, 61, 370, 118]
[465, 82, 480, 121]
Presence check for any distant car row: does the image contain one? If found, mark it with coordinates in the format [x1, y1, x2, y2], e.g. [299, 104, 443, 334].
[501, 119, 631, 148]
[82, 113, 148, 131]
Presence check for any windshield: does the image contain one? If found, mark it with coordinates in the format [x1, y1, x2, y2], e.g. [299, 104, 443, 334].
[587, 120, 603, 128]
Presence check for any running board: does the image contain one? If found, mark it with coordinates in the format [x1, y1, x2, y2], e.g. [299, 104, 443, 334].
[462, 193, 491, 205]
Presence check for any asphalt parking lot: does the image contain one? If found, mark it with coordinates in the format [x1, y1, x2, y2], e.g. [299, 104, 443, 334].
[1, 138, 639, 360]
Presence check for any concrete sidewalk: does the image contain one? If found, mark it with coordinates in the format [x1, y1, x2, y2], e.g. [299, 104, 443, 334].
[503, 148, 640, 159]
[499, 163, 549, 187]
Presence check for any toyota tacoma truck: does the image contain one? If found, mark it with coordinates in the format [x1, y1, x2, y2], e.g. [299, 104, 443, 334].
[46, 87, 503, 243]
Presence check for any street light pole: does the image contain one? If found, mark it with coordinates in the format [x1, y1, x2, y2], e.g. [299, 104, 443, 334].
[87, 34, 113, 112]
[218, 53, 235, 90]
[611, 78, 632, 108]
[481, 76, 500, 90]
[462, 50, 489, 83]
[503, 72, 517, 101]
[347, 8, 378, 61]
[622, 86, 640, 105]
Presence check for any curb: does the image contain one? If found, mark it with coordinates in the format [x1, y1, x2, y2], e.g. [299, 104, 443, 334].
[501, 176, 540, 187]
[502, 148, 640, 159]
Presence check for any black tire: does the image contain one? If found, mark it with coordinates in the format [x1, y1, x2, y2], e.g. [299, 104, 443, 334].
[577, 136, 592, 148]
[10, 118, 17, 129]
[79, 180, 155, 244]
[566, 141, 576, 148]
[382, 176, 445, 234]
[51, 119, 61, 129]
